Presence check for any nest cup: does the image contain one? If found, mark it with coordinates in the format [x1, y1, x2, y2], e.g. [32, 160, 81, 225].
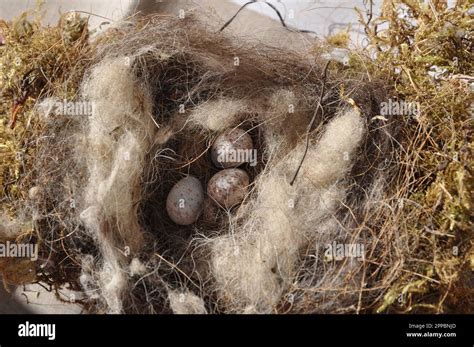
[5, 13, 398, 314]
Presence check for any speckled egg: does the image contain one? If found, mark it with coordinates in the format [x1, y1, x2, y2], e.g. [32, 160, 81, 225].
[207, 169, 250, 208]
[211, 128, 253, 168]
[166, 176, 204, 225]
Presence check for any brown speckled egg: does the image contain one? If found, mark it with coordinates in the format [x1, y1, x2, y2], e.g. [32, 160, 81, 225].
[211, 128, 253, 168]
[166, 176, 204, 225]
[207, 169, 249, 208]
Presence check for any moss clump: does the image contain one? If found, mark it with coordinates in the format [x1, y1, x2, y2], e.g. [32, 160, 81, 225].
[356, 0, 473, 313]
[0, 7, 90, 286]
[326, 30, 350, 47]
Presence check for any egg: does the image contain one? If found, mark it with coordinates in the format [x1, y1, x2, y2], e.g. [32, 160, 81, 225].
[28, 186, 41, 200]
[207, 169, 250, 208]
[211, 128, 253, 168]
[166, 176, 204, 225]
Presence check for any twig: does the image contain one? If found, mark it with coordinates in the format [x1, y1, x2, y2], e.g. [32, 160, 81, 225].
[289, 61, 330, 186]
[154, 253, 200, 290]
[364, 0, 374, 33]
[219, 0, 317, 36]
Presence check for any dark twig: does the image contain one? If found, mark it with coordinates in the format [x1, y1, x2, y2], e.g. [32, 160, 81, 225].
[9, 69, 36, 129]
[364, 0, 374, 30]
[289, 61, 331, 186]
[219, 0, 317, 36]
[363, 0, 380, 47]
[219, 0, 256, 32]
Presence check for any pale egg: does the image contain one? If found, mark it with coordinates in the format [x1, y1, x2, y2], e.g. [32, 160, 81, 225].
[166, 176, 204, 225]
[211, 128, 253, 168]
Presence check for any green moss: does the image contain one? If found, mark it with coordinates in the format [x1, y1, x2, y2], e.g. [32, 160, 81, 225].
[0, 7, 90, 216]
[358, 0, 473, 313]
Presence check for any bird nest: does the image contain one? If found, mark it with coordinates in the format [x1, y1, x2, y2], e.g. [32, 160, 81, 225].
[0, 1, 472, 314]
